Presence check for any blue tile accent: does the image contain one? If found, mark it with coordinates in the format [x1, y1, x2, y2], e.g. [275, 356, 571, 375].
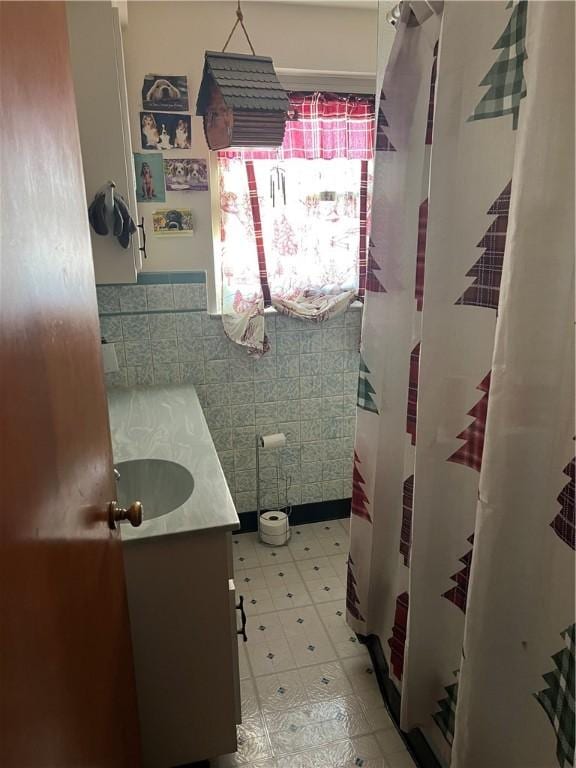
[97, 271, 206, 287]
[137, 271, 206, 285]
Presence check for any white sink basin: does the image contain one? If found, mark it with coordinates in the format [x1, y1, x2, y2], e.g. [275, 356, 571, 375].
[116, 459, 194, 521]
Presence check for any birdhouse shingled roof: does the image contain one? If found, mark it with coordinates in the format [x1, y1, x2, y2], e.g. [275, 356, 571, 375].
[196, 51, 289, 115]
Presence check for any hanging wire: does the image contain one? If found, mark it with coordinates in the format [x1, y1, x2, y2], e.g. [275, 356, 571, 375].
[222, 0, 256, 55]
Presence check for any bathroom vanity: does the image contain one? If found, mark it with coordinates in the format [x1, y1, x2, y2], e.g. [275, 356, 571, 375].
[108, 385, 241, 768]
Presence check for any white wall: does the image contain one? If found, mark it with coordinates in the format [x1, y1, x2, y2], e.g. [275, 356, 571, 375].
[122, 1, 392, 302]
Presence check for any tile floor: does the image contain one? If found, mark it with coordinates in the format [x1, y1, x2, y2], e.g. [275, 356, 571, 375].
[215, 519, 417, 768]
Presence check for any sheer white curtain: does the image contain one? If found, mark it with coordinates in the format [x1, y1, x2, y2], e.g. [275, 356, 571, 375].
[217, 93, 374, 356]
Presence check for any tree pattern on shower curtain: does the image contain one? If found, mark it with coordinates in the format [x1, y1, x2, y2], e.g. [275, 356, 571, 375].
[433, 672, 460, 747]
[448, 372, 491, 472]
[351, 452, 372, 523]
[347, 3, 574, 767]
[356, 356, 379, 414]
[443, 534, 475, 613]
[346, 556, 365, 622]
[376, 94, 396, 151]
[365, 239, 387, 293]
[388, 592, 409, 681]
[455, 182, 512, 309]
[534, 624, 575, 768]
[550, 458, 575, 551]
[468, 0, 528, 130]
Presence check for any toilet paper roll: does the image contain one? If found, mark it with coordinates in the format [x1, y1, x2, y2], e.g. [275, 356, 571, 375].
[259, 433, 287, 450]
[259, 510, 291, 546]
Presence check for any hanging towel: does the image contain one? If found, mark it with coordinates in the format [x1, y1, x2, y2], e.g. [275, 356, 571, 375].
[88, 189, 136, 249]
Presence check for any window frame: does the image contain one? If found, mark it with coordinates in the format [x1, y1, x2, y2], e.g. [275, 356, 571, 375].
[208, 73, 376, 314]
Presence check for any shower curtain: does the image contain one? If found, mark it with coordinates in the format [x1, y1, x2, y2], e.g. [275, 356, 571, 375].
[347, 2, 575, 767]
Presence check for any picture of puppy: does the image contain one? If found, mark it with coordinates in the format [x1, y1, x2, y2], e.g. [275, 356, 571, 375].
[147, 78, 180, 105]
[140, 161, 155, 200]
[158, 125, 172, 150]
[142, 74, 189, 112]
[174, 119, 190, 149]
[140, 113, 191, 152]
[134, 153, 165, 203]
[152, 208, 194, 236]
[164, 158, 208, 192]
[188, 160, 207, 185]
[141, 113, 159, 149]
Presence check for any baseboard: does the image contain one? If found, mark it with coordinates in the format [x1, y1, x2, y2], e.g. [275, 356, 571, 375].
[359, 634, 442, 768]
[237, 498, 351, 533]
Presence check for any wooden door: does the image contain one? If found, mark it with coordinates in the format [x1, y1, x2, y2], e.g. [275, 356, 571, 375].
[0, 3, 141, 766]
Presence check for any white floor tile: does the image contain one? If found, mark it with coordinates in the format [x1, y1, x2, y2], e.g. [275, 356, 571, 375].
[223, 518, 416, 768]
[269, 582, 312, 612]
[340, 657, 381, 694]
[247, 637, 298, 677]
[288, 538, 328, 561]
[295, 556, 339, 584]
[255, 542, 294, 566]
[297, 661, 354, 702]
[255, 669, 310, 712]
[375, 726, 409, 756]
[240, 586, 276, 616]
[237, 566, 268, 590]
[363, 705, 396, 732]
[240, 678, 260, 718]
[309, 521, 345, 538]
[249, 612, 287, 645]
[318, 538, 349, 557]
[306, 576, 346, 604]
[261, 562, 302, 587]
[385, 752, 417, 768]
[327, 553, 349, 580]
[238, 638, 252, 679]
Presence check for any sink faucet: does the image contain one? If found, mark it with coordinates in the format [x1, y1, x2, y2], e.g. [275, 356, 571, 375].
[114, 467, 120, 480]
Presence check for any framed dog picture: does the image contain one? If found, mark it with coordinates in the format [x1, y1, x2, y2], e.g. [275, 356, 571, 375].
[142, 74, 189, 112]
[140, 112, 191, 151]
[164, 159, 208, 192]
[152, 209, 194, 236]
[133, 153, 165, 202]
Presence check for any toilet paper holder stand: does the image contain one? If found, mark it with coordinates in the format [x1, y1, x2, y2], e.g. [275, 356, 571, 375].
[255, 433, 291, 546]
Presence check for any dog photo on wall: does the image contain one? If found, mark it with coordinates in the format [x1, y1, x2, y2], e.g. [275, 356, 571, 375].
[152, 209, 194, 236]
[142, 74, 189, 112]
[133, 152, 165, 202]
[140, 112, 191, 151]
[164, 159, 208, 192]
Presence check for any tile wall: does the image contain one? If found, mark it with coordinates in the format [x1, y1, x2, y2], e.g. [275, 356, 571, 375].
[97, 273, 361, 513]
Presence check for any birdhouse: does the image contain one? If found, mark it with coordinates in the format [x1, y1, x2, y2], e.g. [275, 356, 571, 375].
[196, 51, 289, 150]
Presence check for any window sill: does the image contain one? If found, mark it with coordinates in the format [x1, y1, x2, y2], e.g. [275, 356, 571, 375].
[207, 301, 364, 319]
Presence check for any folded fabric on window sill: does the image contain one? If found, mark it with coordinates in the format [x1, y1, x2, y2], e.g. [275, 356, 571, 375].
[221, 291, 360, 357]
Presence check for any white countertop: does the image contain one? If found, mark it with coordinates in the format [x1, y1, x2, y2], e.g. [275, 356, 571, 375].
[108, 384, 240, 542]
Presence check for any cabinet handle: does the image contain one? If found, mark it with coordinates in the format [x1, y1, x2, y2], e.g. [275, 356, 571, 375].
[236, 595, 247, 643]
[137, 217, 147, 259]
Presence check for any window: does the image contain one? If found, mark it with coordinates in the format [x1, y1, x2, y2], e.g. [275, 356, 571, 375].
[216, 92, 375, 354]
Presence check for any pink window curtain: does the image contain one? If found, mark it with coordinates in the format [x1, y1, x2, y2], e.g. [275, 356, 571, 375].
[218, 93, 375, 356]
[220, 92, 375, 161]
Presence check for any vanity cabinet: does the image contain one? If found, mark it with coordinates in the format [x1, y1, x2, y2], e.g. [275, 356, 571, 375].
[123, 527, 241, 768]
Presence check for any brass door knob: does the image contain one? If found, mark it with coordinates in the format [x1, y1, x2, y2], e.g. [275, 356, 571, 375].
[108, 500, 143, 529]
